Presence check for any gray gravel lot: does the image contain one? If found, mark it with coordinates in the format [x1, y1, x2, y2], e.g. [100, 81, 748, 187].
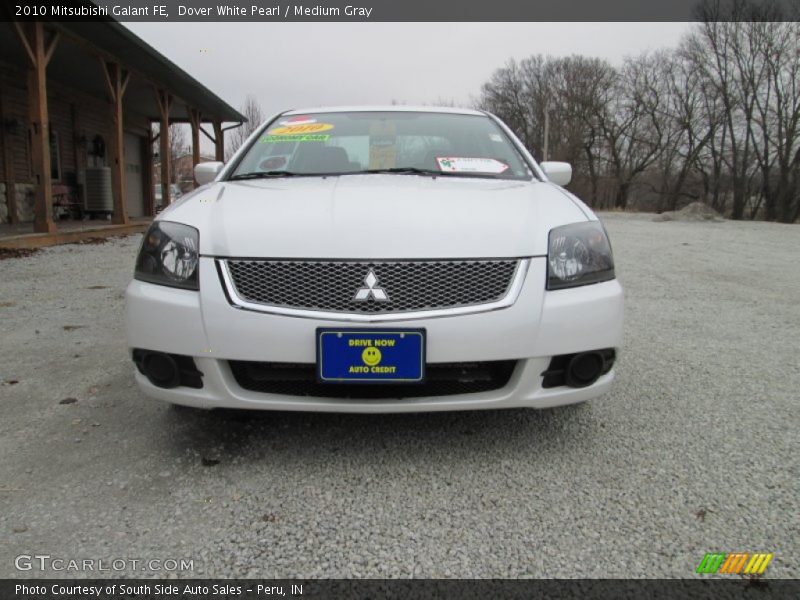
[0, 213, 798, 579]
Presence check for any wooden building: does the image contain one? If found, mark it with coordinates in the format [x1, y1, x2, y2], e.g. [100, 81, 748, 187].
[0, 20, 244, 232]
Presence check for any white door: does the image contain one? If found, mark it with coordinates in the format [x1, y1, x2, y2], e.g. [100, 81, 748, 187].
[124, 133, 145, 217]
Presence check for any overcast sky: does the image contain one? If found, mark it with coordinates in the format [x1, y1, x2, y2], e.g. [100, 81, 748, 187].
[126, 22, 692, 118]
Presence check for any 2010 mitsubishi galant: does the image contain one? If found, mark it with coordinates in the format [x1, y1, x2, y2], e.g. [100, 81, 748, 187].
[125, 107, 623, 412]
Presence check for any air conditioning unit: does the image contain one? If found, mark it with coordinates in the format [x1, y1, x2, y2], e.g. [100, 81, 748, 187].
[81, 167, 113, 215]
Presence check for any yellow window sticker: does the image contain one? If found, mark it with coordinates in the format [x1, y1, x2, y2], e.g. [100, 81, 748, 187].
[268, 123, 334, 135]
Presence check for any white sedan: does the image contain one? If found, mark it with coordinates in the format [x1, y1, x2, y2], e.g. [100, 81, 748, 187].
[125, 106, 623, 412]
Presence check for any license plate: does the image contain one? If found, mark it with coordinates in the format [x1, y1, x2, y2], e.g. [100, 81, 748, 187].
[316, 328, 426, 383]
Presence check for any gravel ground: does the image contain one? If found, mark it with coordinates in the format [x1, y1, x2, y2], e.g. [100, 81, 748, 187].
[0, 213, 798, 579]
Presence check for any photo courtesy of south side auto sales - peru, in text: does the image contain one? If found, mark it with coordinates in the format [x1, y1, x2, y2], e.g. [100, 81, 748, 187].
[15, 584, 282, 597]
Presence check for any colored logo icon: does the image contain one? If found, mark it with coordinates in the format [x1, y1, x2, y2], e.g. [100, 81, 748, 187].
[696, 552, 773, 575]
[362, 347, 382, 366]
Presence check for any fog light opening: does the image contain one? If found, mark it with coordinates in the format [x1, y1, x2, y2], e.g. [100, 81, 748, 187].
[565, 352, 604, 388]
[142, 352, 180, 388]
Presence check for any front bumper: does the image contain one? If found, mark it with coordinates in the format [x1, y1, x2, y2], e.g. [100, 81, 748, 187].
[125, 256, 624, 412]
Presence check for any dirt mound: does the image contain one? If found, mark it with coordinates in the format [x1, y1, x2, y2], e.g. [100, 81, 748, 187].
[653, 202, 724, 222]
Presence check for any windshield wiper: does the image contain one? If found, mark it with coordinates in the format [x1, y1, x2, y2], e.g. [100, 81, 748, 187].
[360, 167, 441, 176]
[358, 167, 500, 179]
[229, 170, 299, 180]
[231, 168, 502, 180]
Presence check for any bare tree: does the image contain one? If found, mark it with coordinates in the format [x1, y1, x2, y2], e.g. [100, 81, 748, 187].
[478, 58, 538, 151]
[225, 95, 264, 159]
[478, 55, 615, 205]
[557, 56, 617, 205]
[683, 1, 799, 221]
[475, 1, 800, 222]
[755, 19, 800, 222]
[685, 3, 767, 218]
[655, 49, 721, 211]
[595, 53, 666, 210]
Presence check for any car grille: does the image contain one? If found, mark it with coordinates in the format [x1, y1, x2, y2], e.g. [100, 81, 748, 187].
[228, 361, 517, 399]
[223, 259, 520, 314]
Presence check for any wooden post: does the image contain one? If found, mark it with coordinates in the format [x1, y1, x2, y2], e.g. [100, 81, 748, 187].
[14, 22, 60, 233]
[187, 107, 201, 186]
[0, 90, 19, 225]
[213, 120, 224, 162]
[70, 102, 82, 184]
[100, 59, 130, 224]
[154, 88, 172, 206]
[144, 125, 154, 216]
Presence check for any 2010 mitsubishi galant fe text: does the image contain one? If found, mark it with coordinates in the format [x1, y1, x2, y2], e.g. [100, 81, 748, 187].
[125, 107, 624, 413]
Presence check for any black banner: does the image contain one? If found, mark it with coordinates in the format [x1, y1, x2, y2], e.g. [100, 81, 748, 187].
[4, 579, 800, 600]
[4, 0, 800, 22]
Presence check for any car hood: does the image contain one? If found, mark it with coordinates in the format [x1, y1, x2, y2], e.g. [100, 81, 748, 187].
[160, 175, 590, 259]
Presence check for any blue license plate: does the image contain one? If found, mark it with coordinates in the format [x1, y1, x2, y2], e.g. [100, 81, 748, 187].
[316, 329, 426, 383]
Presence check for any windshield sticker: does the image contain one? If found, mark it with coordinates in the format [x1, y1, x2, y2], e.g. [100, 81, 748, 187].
[436, 157, 510, 173]
[489, 133, 503, 142]
[268, 123, 334, 136]
[261, 133, 330, 143]
[368, 120, 397, 169]
[279, 115, 316, 126]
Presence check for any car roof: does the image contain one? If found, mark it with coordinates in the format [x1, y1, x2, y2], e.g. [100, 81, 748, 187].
[282, 105, 488, 117]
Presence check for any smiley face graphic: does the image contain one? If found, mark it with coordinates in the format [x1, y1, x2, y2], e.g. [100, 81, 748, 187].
[361, 347, 382, 367]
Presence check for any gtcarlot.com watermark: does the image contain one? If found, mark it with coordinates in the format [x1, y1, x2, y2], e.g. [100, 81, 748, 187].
[15, 554, 194, 573]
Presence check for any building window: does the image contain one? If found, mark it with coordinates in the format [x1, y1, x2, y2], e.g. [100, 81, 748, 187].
[26, 127, 62, 182]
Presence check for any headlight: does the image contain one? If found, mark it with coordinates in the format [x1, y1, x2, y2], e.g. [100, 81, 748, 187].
[135, 221, 199, 290]
[547, 221, 615, 290]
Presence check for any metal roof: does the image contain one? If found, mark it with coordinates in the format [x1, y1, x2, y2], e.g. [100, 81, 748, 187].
[0, 19, 245, 123]
[61, 21, 246, 123]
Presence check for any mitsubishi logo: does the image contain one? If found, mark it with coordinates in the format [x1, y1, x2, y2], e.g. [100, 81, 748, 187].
[353, 269, 389, 302]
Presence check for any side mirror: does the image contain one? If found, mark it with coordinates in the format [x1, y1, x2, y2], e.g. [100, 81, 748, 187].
[541, 161, 572, 187]
[194, 161, 224, 186]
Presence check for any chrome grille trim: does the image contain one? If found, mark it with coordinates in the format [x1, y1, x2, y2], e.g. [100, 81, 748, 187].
[218, 258, 530, 323]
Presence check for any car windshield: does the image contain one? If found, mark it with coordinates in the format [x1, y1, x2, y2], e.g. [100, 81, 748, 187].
[229, 111, 534, 181]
